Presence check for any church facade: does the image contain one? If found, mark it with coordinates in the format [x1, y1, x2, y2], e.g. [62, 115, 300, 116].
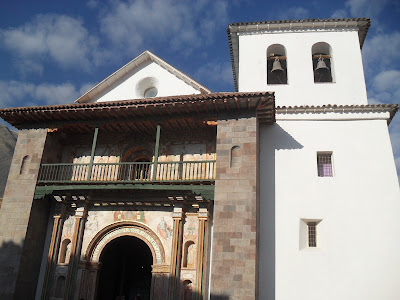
[0, 18, 399, 300]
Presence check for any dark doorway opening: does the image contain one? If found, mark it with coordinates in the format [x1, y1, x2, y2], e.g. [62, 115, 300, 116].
[97, 236, 153, 300]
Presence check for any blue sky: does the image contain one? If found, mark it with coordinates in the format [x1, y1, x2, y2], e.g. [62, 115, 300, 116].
[0, 0, 399, 179]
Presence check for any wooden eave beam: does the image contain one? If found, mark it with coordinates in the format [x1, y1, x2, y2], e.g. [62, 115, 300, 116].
[3, 95, 275, 129]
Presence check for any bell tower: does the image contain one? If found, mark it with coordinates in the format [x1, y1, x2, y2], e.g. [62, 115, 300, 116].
[228, 19, 371, 106]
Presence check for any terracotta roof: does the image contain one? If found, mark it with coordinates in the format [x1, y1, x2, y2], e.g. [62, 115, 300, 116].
[276, 104, 398, 124]
[0, 92, 275, 132]
[227, 18, 371, 91]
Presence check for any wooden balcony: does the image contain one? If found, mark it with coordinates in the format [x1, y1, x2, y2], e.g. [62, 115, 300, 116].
[37, 161, 216, 184]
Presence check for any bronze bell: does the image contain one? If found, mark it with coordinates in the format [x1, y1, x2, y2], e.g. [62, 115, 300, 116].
[271, 58, 284, 72]
[315, 57, 329, 70]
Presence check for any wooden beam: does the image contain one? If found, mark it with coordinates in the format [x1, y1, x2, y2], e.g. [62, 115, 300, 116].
[152, 124, 161, 181]
[86, 127, 99, 181]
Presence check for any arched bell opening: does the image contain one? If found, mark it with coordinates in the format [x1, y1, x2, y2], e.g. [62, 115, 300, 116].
[267, 44, 288, 84]
[312, 42, 334, 83]
[96, 236, 153, 300]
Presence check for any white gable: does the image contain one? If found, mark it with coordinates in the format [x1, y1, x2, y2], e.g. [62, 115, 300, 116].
[76, 50, 210, 103]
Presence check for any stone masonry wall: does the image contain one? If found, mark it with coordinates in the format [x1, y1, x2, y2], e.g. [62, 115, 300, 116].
[211, 116, 258, 299]
[0, 128, 48, 299]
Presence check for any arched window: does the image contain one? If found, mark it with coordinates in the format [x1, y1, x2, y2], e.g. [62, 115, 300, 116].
[230, 145, 241, 168]
[312, 42, 334, 83]
[120, 146, 153, 181]
[267, 44, 288, 84]
[20, 155, 29, 175]
[59, 239, 71, 264]
[182, 240, 195, 268]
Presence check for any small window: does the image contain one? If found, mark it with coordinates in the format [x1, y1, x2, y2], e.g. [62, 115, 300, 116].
[20, 155, 29, 175]
[308, 222, 317, 247]
[144, 87, 158, 98]
[300, 219, 323, 250]
[230, 145, 241, 168]
[317, 152, 333, 177]
[267, 44, 288, 84]
[312, 42, 334, 83]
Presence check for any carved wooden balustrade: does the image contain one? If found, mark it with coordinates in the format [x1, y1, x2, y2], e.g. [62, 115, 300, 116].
[37, 161, 216, 184]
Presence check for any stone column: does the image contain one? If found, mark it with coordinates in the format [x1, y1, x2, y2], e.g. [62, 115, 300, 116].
[169, 205, 184, 299]
[41, 206, 67, 300]
[0, 128, 48, 299]
[66, 206, 87, 299]
[210, 116, 258, 299]
[195, 207, 209, 300]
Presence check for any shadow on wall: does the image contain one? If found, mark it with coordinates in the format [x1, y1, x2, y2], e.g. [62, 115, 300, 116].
[0, 242, 231, 300]
[259, 123, 303, 300]
[0, 196, 51, 300]
[95, 271, 230, 300]
[0, 241, 23, 300]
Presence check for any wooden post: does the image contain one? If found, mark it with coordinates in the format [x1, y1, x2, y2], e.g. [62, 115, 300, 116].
[87, 127, 99, 181]
[152, 124, 161, 181]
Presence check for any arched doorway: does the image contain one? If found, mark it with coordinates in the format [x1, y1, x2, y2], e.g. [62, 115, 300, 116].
[121, 146, 153, 181]
[97, 236, 153, 300]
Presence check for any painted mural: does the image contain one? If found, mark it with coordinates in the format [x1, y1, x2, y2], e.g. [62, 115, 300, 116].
[80, 208, 174, 263]
[49, 204, 208, 300]
[61, 136, 216, 182]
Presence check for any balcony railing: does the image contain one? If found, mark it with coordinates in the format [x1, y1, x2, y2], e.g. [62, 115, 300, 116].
[37, 161, 216, 184]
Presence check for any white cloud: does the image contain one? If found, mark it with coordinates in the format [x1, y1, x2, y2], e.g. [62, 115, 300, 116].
[372, 70, 400, 95]
[368, 70, 400, 106]
[79, 83, 96, 95]
[87, 0, 99, 9]
[330, 0, 389, 24]
[367, 69, 400, 180]
[0, 14, 99, 73]
[0, 80, 89, 107]
[35, 83, 79, 105]
[330, 9, 348, 19]
[345, 0, 388, 18]
[99, 0, 228, 54]
[195, 61, 233, 90]
[362, 32, 400, 74]
[278, 6, 310, 20]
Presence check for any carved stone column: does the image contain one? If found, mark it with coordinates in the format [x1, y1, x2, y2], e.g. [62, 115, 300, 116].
[195, 207, 209, 299]
[169, 205, 184, 300]
[66, 205, 87, 299]
[42, 205, 66, 300]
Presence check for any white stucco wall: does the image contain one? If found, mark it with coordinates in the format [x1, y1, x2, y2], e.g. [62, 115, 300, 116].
[93, 61, 200, 102]
[238, 29, 368, 106]
[259, 117, 400, 300]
